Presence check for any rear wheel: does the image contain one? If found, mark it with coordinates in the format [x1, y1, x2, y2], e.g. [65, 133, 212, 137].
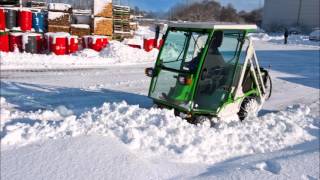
[238, 97, 260, 121]
[263, 74, 272, 100]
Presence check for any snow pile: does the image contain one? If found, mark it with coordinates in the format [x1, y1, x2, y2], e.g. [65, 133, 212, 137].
[134, 26, 156, 39]
[1, 98, 317, 164]
[249, 33, 320, 47]
[100, 41, 159, 63]
[48, 3, 72, 11]
[0, 41, 159, 70]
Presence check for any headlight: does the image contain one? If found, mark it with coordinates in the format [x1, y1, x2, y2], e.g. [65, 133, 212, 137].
[145, 68, 155, 77]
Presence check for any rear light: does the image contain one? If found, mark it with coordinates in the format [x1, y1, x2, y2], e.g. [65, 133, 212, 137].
[178, 75, 192, 85]
[145, 68, 155, 77]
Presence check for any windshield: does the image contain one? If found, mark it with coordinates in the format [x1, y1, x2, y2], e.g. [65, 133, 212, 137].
[159, 30, 209, 73]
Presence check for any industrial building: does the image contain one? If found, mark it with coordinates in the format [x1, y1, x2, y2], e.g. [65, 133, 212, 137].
[262, 0, 319, 32]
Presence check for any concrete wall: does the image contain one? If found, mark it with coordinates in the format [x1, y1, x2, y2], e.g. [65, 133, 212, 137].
[262, 0, 320, 31]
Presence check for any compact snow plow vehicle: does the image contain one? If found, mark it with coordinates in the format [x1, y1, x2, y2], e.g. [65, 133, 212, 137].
[146, 22, 272, 124]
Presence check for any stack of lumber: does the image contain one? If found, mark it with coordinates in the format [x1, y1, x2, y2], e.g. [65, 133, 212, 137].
[47, 3, 72, 33]
[92, 0, 113, 37]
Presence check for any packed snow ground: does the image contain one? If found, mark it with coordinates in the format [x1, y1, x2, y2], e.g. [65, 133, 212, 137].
[249, 33, 320, 47]
[1, 31, 319, 179]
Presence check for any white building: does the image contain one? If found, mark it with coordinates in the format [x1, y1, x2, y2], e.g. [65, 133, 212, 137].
[262, 0, 320, 31]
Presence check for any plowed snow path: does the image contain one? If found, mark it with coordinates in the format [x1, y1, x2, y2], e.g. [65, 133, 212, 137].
[1, 41, 319, 179]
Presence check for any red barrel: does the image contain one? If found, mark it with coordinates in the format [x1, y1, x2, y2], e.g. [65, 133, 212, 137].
[9, 32, 23, 52]
[144, 39, 155, 52]
[0, 31, 9, 52]
[67, 35, 79, 54]
[0, 8, 5, 30]
[19, 9, 32, 32]
[36, 34, 43, 53]
[102, 37, 108, 48]
[50, 33, 68, 55]
[88, 35, 108, 52]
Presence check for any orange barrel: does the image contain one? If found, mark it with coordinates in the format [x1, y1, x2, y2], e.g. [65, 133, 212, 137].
[9, 32, 23, 52]
[50, 33, 69, 55]
[0, 31, 9, 52]
[0, 8, 5, 30]
[67, 35, 79, 54]
[88, 35, 108, 52]
[22, 33, 43, 54]
[143, 38, 155, 52]
[19, 9, 32, 32]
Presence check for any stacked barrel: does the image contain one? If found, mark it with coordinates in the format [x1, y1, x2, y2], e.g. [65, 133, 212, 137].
[0, 7, 45, 53]
[92, 0, 113, 39]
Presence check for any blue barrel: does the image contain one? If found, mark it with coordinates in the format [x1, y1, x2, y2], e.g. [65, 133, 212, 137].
[32, 11, 45, 32]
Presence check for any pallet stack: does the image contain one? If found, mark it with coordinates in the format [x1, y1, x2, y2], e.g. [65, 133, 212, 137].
[113, 5, 131, 40]
[47, 3, 72, 33]
[92, 0, 113, 38]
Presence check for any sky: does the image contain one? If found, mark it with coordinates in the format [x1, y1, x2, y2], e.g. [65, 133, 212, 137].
[125, 0, 264, 12]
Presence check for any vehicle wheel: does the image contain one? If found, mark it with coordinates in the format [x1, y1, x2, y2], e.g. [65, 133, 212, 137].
[238, 97, 260, 121]
[193, 116, 215, 127]
[264, 74, 272, 100]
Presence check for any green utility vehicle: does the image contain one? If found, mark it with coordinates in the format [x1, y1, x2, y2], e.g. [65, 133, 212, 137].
[145, 22, 272, 124]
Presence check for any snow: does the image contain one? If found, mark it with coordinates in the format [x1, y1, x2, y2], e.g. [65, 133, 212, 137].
[48, 3, 72, 11]
[1, 97, 316, 164]
[93, 0, 112, 16]
[99, 41, 159, 62]
[70, 24, 90, 29]
[0, 30, 319, 179]
[249, 33, 320, 47]
[48, 11, 68, 20]
[0, 41, 159, 70]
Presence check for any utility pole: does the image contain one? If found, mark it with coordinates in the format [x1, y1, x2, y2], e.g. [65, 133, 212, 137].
[297, 0, 302, 26]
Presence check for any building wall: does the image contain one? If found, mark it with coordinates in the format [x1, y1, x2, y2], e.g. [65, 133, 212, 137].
[262, 0, 320, 31]
[298, 0, 320, 29]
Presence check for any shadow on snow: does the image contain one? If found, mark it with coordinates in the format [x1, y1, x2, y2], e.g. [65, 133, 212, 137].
[0, 81, 153, 116]
[257, 50, 320, 89]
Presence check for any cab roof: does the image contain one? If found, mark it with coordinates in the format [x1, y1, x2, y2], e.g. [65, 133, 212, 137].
[169, 21, 257, 32]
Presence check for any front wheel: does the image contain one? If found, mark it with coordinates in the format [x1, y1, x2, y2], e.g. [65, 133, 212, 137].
[190, 116, 216, 127]
[238, 97, 261, 121]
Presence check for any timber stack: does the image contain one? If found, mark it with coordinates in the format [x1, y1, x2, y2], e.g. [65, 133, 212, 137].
[92, 0, 113, 38]
[47, 3, 72, 33]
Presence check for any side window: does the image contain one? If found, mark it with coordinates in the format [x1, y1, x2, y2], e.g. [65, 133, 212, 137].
[218, 32, 243, 63]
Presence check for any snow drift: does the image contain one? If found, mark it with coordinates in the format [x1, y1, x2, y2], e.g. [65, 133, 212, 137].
[0, 41, 159, 70]
[1, 97, 316, 164]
